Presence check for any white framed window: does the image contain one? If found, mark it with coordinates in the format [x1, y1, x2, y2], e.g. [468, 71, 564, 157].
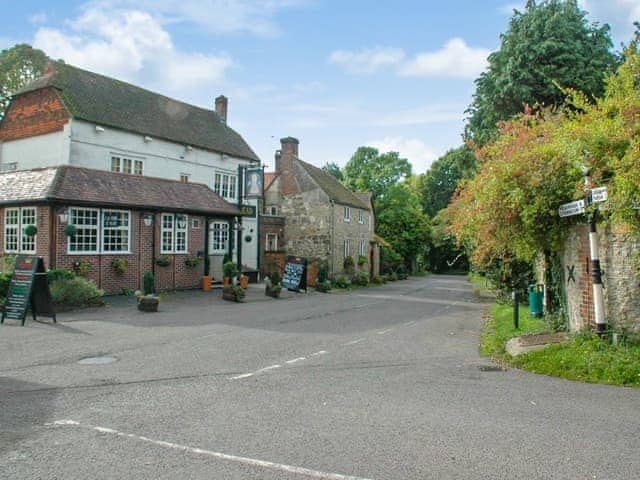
[210, 221, 229, 254]
[343, 239, 350, 258]
[180, 173, 190, 183]
[266, 233, 278, 252]
[102, 210, 130, 253]
[161, 213, 189, 254]
[358, 209, 364, 224]
[68, 208, 100, 253]
[268, 206, 278, 216]
[4, 207, 37, 254]
[111, 155, 143, 175]
[344, 206, 350, 222]
[214, 172, 237, 200]
[359, 239, 366, 257]
[192, 218, 201, 229]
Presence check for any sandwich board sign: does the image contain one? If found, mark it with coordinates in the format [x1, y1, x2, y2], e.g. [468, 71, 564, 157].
[558, 199, 586, 218]
[282, 256, 307, 292]
[1, 256, 56, 326]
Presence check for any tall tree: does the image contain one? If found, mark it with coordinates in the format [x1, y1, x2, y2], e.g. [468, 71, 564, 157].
[419, 145, 477, 217]
[465, 0, 617, 145]
[321, 162, 343, 181]
[0, 44, 48, 120]
[343, 147, 411, 199]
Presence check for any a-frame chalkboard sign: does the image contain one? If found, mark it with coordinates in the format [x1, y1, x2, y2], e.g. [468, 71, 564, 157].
[1, 256, 56, 326]
[282, 256, 307, 292]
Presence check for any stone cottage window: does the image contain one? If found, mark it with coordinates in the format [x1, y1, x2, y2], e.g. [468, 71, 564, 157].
[344, 206, 351, 222]
[358, 209, 364, 223]
[359, 239, 366, 257]
[210, 221, 229, 254]
[4, 207, 36, 254]
[344, 239, 350, 258]
[266, 233, 278, 252]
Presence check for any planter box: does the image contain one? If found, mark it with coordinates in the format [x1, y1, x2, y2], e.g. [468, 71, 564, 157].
[138, 296, 159, 312]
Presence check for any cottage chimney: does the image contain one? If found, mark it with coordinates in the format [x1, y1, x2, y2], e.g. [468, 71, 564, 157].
[276, 137, 300, 194]
[215, 95, 228, 123]
[280, 136, 299, 158]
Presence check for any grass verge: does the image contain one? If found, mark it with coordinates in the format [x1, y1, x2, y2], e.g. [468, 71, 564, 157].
[481, 303, 640, 387]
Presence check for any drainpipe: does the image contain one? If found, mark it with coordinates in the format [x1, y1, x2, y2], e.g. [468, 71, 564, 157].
[330, 199, 335, 277]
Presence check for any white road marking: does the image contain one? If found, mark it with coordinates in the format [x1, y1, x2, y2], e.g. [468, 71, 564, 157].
[342, 338, 366, 346]
[229, 373, 254, 380]
[51, 420, 374, 480]
[310, 350, 328, 356]
[285, 357, 307, 364]
[257, 364, 281, 372]
[376, 329, 392, 335]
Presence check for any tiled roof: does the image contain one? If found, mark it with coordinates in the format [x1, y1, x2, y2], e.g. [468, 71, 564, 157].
[0, 166, 240, 216]
[15, 62, 260, 162]
[264, 172, 277, 190]
[355, 192, 373, 207]
[297, 160, 370, 210]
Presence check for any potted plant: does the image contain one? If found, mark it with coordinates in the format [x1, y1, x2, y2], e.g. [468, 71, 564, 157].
[110, 258, 127, 275]
[265, 270, 282, 298]
[23, 225, 37, 237]
[239, 269, 249, 289]
[315, 264, 331, 293]
[223, 261, 239, 286]
[137, 272, 159, 312]
[222, 284, 245, 302]
[155, 255, 171, 267]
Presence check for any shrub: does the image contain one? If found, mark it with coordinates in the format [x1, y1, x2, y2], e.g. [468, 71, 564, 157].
[74, 260, 93, 277]
[396, 264, 408, 280]
[343, 255, 355, 272]
[388, 272, 399, 281]
[223, 261, 239, 279]
[110, 258, 128, 275]
[315, 280, 332, 293]
[121, 287, 134, 296]
[269, 270, 281, 285]
[332, 276, 351, 289]
[155, 255, 171, 267]
[0, 272, 11, 298]
[1, 255, 16, 274]
[352, 273, 369, 286]
[357, 255, 367, 267]
[317, 264, 328, 283]
[370, 275, 384, 285]
[223, 284, 245, 301]
[47, 269, 75, 283]
[49, 276, 104, 307]
[143, 272, 155, 295]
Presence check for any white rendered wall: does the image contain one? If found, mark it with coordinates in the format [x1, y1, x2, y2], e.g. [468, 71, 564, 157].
[0, 126, 70, 170]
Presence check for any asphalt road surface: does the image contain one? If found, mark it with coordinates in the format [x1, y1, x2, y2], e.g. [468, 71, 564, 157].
[1, 275, 638, 479]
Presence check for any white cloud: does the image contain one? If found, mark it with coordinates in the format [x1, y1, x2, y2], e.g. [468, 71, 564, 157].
[367, 137, 440, 174]
[32, 6, 233, 92]
[580, 0, 640, 43]
[373, 104, 464, 127]
[101, 0, 306, 37]
[328, 47, 405, 74]
[400, 38, 490, 79]
[28, 12, 48, 24]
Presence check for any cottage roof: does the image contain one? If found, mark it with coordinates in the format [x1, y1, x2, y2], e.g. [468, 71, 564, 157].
[297, 160, 370, 210]
[0, 166, 240, 216]
[15, 62, 260, 162]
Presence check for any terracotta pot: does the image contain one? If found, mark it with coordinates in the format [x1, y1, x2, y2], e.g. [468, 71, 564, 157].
[202, 275, 212, 292]
[240, 275, 249, 289]
[223, 277, 230, 286]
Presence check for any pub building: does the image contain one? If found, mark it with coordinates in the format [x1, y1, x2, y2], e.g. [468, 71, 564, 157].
[0, 165, 240, 294]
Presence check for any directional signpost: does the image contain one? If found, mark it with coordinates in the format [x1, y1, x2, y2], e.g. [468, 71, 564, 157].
[558, 199, 586, 218]
[590, 186, 608, 203]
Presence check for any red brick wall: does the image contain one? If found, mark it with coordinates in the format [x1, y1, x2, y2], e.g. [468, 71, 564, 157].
[0, 88, 70, 141]
[0, 205, 51, 267]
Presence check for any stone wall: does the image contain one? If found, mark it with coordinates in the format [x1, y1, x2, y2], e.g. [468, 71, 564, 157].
[561, 222, 640, 333]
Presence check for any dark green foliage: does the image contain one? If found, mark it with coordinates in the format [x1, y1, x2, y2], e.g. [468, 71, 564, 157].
[357, 255, 367, 266]
[49, 276, 104, 307]
[143, 272, 155, 295]
[427, 209, 469, 273]
[121, 288, 134, 296]
[315, 280, 333, 293]
[0, 44, 48, 119]
[483, 259, 534, 302]
[419, 146, 477, 217]
[184, 255, 201, 268]
[223, 285, 245, 302]
[388, 272, 399, 282]
[343, 147, 412, 200]
[343, 255, 355, 272]
[351, 273, 369, 286]
[269, 270, 281, 285]
[110, 258, 127, 275]
[47, 269, 75, 282]
[317, 264, 328, 283]
[396, 264, 408, 280]
[380, 245, 402, 274]
[23, 225, 37, 237]
[155, 255, 171, 267]
[64, 224, 77, 237]
[322, 162, 344, 181]
[370, 275, 384, 285]
[465, 0, 617, 145]
[223, 261, 239, 278]
[0, 272, 11, 298]
[332, 276, 351, 289]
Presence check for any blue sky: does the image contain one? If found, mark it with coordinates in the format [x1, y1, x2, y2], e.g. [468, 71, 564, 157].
[2, 1, 639, 173]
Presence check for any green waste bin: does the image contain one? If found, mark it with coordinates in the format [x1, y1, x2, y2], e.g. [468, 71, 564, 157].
[528, 284, 544, 317]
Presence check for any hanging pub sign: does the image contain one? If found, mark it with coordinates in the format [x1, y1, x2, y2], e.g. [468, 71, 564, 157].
[244, 168, 264, 198]
[239, 205, 257, 217]
[282, 256, 307, 292]
[1, 256, 56, 326]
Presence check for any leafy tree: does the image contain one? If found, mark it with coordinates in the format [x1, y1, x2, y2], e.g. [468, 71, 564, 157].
[321, 162, 343, 181]
[465, 0, 617, 145]
[419, 145, 477, 217]
[343, 147, 412, 199]
[0, 44, 48, 120]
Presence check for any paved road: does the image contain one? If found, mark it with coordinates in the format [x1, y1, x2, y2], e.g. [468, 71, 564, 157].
[1, 275, 638, 479]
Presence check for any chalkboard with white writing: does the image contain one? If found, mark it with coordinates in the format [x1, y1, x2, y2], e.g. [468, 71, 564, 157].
[282, 256, 307, 292]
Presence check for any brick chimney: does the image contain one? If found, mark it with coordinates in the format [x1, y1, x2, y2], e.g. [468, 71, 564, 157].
[215, 95, 228, 123]
[276, 137, 299, 174]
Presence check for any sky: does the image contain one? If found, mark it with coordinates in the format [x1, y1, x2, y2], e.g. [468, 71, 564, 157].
[2, 0, 639, 174]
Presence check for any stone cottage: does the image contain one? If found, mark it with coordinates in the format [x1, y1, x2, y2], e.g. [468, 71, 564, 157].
[262, 137, 379, 282]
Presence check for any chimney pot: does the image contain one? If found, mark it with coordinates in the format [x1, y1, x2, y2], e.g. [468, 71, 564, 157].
[215, 95, 228, 123]
[280, 137, 299, 158]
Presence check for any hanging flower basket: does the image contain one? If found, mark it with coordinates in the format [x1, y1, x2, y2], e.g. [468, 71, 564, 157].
[244, 235, 252, 243]
[65, 224, 77, 237]
[23, 225, 38, 237]
[155, 255, 172, 267]
[184, 255, 201, 268]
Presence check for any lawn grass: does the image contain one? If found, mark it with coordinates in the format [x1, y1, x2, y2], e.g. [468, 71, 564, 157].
[481, 302, 640, 387]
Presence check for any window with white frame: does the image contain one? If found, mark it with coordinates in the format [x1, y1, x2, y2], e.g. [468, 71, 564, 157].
[343, 206, 350, 222]
[266, 233, 278, 252]
[102, 210, 130, 253]
[68, 208, 100, 253]
[343, 239, 350, 259]
[161, 213, 188, 254]
[268, 205, 278, 216]
[4, 207, 37, 254]
[210, 221, 229, 253]
[359, 239, 366, 258]
[180, 173, 190, 183]
[358, 209, 364, 223]
[111, 155, 143, 175]
[214, 172, 237, 200]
